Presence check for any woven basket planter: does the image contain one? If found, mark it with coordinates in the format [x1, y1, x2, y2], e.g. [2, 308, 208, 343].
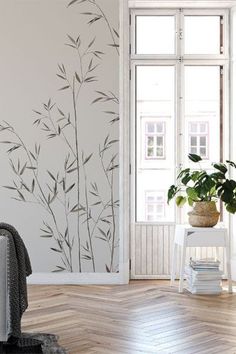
[188, 201, 220, 227]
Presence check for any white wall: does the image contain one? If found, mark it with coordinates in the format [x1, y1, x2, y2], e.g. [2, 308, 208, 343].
[0, 0, 119, 276]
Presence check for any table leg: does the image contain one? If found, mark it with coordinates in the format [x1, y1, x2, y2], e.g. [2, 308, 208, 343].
[225, 245, 233, 293]
[170, 242, 177, 286]
[179, 245, 186, 293]
[216, 247, 220, 262]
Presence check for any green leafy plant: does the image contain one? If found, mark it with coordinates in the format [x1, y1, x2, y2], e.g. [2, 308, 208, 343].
[167, 153, 236, 214]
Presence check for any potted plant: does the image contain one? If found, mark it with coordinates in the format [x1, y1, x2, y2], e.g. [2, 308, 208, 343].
[167, 153, 236, 227]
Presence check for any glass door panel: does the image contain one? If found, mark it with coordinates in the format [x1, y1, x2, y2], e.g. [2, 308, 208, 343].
[184, 66, 221, 167]
[136, 66, 175, 222]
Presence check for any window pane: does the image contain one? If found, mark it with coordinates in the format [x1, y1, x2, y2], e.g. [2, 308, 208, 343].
[136, 16, 175, 54]
[147, 205, 154, 213]
[147, 196, 155, 202]
[156, 136, 163, 146]
[147, 123, 155, 133]
[147, 215, 154, 221]
[200, 147, 206, 156]
[137, 66, 175, 113]
[185, 66, 220, 164]
[191, 147, 197, 154]
[148, 136, 154, 146]
[156, 122, 164, 133]
[136, 66, 175, 222]
[190, 123, 198, 133]
[156, 147, 163, 156]
[184, 16, 220, 54]
[190, 136, 197, 146]
[200, 136, 206, 146]
[147, 147, 154, 157]
[156, 205, 163, 214]
[200, 123, 207, 133]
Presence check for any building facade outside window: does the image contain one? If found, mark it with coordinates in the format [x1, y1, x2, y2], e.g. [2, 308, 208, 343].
[145, 191, 165, 221]
[189, 121, 209, 158]
[145, 121, 165, 159]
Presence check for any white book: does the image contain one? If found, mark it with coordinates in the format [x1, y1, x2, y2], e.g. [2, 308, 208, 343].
[187, 283, 222, 290]
[187, 280, 222, 288]
[185, 266, 223, 277]
[186, 287, 222, 295]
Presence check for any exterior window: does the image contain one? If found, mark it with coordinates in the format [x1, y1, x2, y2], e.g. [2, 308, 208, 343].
[189, 122, 208, 158]
[145, 122, 165, 159]
[145, 191, 165, 221]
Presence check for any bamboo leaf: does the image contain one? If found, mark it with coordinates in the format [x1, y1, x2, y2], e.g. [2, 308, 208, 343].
[52, 266, 66, 272]
[107, 164, 119, 171]
[30, 151, 36, 161]
[105, 264, 111, 273]
[58, 108, 65, 116]
[26, 166, 37, 170]
[21, 182, 30, 192]
[59, 85, 70, 91]
[7, 145, 21, 153]
[17, 190, 25, 201]
[33, 110, 42, 115]
[108, 43, 119, 48]
[96, 236, 107, 242]
[57, 74, 65, 80]
[3, 186, 17, 190]
[67, 0, 84, 7]
[92, 201, 102, 206]
[83, 153, 93, 165]
[75, 72, 81, 83]
[88, 37, 96, 48]
[108, 139, 119, 145]
[67, 167, 77, 174]
[98, 227, 107, 238]
[91, 97, 103, 104]
[84, 76, 97, 83]
[66, 183, 75, 193]
[82, 254, 92, 260]
[47, 170, 57, 182]
[113, 28, 119, 38]
[67, 34, 77, 45]
[51, 247, 62, 253]
[31, 179, 35, 192]
[89, 191, 98, 197]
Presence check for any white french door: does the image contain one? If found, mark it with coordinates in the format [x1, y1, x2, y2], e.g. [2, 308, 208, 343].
[130, 8, 229, 278]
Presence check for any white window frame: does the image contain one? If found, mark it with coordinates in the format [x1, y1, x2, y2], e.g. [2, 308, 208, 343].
[130, 8, 229, 61]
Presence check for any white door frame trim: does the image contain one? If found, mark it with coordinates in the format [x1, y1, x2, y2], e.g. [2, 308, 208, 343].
[119, 0, 130, 284]
[119, 0, 236, 283]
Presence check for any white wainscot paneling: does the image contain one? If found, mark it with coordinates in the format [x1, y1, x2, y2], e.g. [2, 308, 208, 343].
[131, 223, 226, 279]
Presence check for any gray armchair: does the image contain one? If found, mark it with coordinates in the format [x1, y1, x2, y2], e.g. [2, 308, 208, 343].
[0, 235, 8, 343]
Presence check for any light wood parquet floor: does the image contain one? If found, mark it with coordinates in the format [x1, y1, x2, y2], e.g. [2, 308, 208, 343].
[22, 281, 236, 354]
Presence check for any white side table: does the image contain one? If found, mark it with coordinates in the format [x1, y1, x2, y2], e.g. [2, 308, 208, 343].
[170, 224, 232, 293]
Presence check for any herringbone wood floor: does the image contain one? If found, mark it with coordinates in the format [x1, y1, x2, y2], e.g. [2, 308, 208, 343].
[22, 281, 236, 354]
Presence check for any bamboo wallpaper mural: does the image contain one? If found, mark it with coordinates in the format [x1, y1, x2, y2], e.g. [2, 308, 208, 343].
[0, 0, 119, 273]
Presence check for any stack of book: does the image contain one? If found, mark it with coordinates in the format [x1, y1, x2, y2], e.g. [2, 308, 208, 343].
[185, 258, 223, 294]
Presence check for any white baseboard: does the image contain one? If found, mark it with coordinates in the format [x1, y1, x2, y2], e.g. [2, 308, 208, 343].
[27, 262, 130, 285]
